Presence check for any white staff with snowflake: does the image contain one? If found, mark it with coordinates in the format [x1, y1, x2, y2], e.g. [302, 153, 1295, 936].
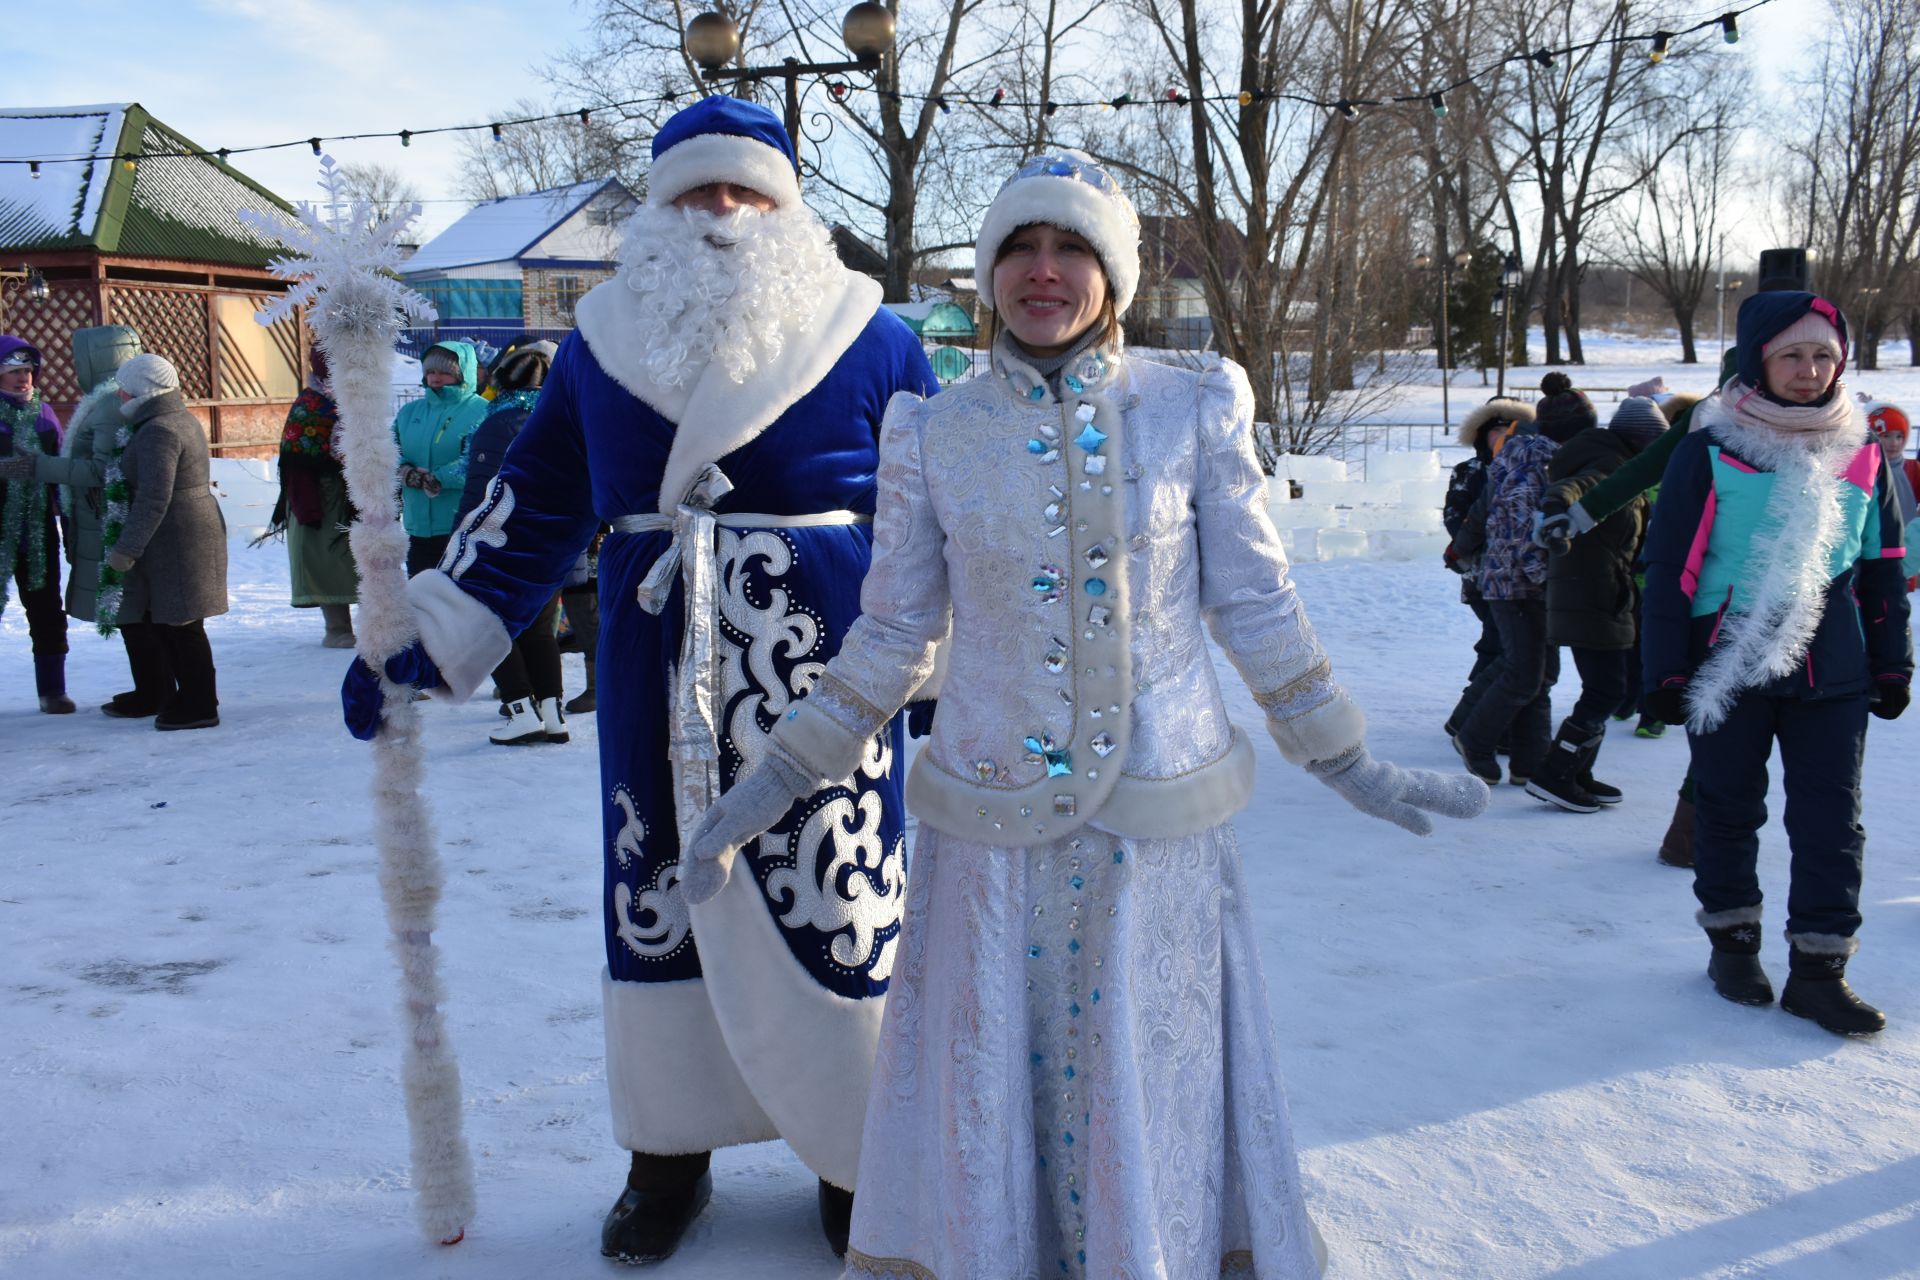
[241, 158, 475, 1247]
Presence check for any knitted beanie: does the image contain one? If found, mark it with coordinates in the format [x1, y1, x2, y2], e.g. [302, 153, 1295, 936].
[974, 151, 1141, 316]
[1735, 291, 1849, 389]
[421, 346, 462, 378]
[1608, 396, 1668, 452]
[1866, 400, 1910, 444]
[645, 95, 802, 211]
[1534, 371, 1597, 443]
[116, 352, 180, 405]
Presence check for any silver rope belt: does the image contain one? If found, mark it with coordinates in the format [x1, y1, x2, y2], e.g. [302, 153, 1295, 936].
[612, 463, 872, 843]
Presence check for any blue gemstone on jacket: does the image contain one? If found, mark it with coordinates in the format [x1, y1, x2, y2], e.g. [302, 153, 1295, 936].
[1084, 578, 1108, 597]
[1073, 423, 1108, 452]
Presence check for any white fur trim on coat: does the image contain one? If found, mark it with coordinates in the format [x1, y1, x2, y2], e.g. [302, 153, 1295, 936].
[685, 835, 891, 1190]
[602, 969, 779, 1155]
[1089, 726, 1258, 839]
[974, 171, 1141, 316]
[404, 569, 512, 703]
[645, 132, 803, 211]
[573, 270, 884, 515]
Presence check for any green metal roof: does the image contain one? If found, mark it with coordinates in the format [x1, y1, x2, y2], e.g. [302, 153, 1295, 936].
[0, 104, 296, 266]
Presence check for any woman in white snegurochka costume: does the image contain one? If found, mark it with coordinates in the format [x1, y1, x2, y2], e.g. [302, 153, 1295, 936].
[681, 153, 1490, 1279]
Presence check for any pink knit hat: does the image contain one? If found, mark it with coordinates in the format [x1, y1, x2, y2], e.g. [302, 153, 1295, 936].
[1762, 310, 1844, 361]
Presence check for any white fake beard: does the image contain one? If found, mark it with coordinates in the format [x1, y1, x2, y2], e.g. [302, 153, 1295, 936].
[615, 203, 846, 389]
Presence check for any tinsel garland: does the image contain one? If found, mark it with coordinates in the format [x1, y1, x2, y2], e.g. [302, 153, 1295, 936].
[0, 394, 50, 614]
[93, 414, 141, 637]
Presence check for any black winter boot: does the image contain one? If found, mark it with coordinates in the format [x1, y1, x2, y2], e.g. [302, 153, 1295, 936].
[818, 1179, 855, 1257]
[34, 653, 75, 714]
[1452, 733, 1502, 785]
[1703, 917, 1773, 1006]
[602, 1151, 712, 1264]
[566, 657, 596, 715]
[1781, 941, 1884, 1036]
[1525, 721, 1601, 813]
[1571, 725, 1621, 805]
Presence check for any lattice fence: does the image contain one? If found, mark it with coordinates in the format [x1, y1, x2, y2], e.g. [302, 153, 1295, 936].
[6, 284, 97, 403]
[108, 286, 212, 400]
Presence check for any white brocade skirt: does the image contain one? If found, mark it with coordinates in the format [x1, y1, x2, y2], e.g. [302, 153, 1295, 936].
[843, 821, 1326, 1280]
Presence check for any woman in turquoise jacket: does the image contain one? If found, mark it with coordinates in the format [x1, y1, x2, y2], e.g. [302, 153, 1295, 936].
[1641, 292, 1911, 1038]
[394, 341, 488, 574]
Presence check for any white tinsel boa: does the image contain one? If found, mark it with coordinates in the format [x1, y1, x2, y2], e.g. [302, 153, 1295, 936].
[1685, 385, 1870, 733]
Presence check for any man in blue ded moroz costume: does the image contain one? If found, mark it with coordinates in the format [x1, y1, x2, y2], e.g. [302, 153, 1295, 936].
[355, 97, 938, 1262]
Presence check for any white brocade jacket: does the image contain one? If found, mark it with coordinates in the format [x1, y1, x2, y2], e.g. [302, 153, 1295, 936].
[776, 341, 1365, 848]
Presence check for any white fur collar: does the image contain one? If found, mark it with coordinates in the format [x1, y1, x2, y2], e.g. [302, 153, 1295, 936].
[573, 267, 883, 515]
[1685, 396, 1871, 733]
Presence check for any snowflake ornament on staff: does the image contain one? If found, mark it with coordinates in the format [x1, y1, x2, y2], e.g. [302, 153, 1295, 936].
[241, 157, 475, 1247]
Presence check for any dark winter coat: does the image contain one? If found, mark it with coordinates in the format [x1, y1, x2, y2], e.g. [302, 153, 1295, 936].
[0, 335, 65, 584]
[1477, 432, 1557, 601]
[1444, 456, 1489, 601]
[115, 390, 229, 624]
[1542, 429, 1646, 650]
[36, 326, 144, 620]
[452, 387, 538, 528]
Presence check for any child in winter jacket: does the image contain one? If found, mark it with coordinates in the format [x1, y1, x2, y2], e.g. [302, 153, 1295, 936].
[1640, 292, 1912, 1037]
[1442, 398, 1534, 738]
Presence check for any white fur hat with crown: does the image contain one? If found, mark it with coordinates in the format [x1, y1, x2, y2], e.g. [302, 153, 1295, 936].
[974, 151, 1141, 316]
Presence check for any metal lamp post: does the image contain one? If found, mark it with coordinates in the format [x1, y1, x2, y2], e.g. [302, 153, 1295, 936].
[1416, 248, 1472, 426]
[685, 3, 896, 154]
[1495, 252, 1522, 398]
[1715, 271, 1743, 365]
[0, 266, 50, 329]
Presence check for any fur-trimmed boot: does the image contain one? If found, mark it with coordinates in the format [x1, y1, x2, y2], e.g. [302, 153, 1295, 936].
[566, 658, 596, 715]
[490, 697, 547, 745]
[35, 653, 75, 714]
[818, 1179, 854, 1258]
[319, 603, 356, 649]
[1657, 794, 1695, 868]
[1525, 721, 1601, 813]
[602, 1151, 712, 1264]
[1700, 908, 1773, 1006]
[1781, 936, 1884, 1036]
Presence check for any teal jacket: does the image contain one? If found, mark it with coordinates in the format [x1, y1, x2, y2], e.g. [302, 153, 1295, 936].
[393, 341, 488, 538]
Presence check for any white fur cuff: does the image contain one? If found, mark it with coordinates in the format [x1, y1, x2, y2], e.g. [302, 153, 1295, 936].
[772, 701, 871, 785]
[404, 570, 512, 703]
[1786, 930, 1859, 957]
[646, 133, 802, 211]
[1696, 905, 1764, 930]
[1265, 693, 1367, 767]
[602, 969, 779, 1154]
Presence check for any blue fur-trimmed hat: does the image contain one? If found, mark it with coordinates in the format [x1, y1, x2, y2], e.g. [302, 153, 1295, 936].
[646, 95, 802, 211]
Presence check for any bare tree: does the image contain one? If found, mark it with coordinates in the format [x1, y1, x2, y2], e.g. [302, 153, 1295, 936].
[1777, 0, 1920, 371]
[1607, 75, 1748, 363]
[454, 98, 651, 202]
[336, 162, 425, 227]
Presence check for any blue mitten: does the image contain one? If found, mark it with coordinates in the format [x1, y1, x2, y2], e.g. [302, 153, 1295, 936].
[342, 641, 442, 741]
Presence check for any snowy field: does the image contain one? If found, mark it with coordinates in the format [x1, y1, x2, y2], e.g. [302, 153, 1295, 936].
[5, 339, 1920, 1279]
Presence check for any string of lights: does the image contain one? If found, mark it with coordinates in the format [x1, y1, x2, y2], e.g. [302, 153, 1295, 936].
[0, 0, 1771, 172]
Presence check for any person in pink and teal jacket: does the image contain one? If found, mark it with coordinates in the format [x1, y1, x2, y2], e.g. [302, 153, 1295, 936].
[1640, 291, 1912, 1037]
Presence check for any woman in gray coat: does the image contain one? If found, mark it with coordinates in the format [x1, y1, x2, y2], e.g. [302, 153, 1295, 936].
[104, 353, 229, 730]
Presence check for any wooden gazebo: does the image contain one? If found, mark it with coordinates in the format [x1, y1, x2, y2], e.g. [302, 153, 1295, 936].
[0, 104, 306, 455]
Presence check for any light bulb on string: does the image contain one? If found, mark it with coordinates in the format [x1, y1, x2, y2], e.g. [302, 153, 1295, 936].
[400, 130, 412, 147]
[1649, 31, 1671, 63]
[1237, 90, 1253, 106]
[28, 161, 40, 178]
[579, 109, 592, 127]
[1109, 93, 1132, 109]
[1336, 100, 1358, 120]
[990, 87, 1005, 107]
[934, 95, 950, 113]
[1531, 48, 1554, 67]
[490, 123, 504, 144]
[1429, 92, 1447, 117]
[309, 137, 323, 156]
[1720, 13, 1739, 43]
[1043, 100, 1060, 117]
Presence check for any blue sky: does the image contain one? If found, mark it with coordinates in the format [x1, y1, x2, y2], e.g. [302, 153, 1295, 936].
[23, 0, 595, 237]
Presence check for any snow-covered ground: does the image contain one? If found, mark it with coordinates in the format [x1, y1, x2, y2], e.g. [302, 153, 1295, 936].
[5, 344, 1920, 1279]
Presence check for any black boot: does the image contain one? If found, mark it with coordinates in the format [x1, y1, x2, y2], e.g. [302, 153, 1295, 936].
[1658, 794, 1695, 868]
[818, 1179, 854, 1258]
[1703, 919, 1774, 1006]
[566, 657, 596, 714]
[602, 1151, 712, 1265]
[1451, 733, 1502, 784]
[1571, 725, 1622, 805]
[34, 653, 75, 714]
[1525, 721, 1601, 812]
[1781, 942, 1884, 1036]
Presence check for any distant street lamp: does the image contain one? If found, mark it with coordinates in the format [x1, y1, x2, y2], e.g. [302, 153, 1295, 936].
[1495, 252, 1522, 397]
[0, 266, 49, 329]
[685, 3, 896, 155]
[1415, 248, 1472, 426]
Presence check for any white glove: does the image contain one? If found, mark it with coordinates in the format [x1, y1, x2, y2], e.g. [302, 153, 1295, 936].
[679, 750, 815, 905]
[1309, 744, 1490, 835]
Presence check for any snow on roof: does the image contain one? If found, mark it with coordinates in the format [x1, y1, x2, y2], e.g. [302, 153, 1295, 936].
[884, 300, 942, 321]
[0, 105, 126, 246]
[402, 178, 621, 276]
